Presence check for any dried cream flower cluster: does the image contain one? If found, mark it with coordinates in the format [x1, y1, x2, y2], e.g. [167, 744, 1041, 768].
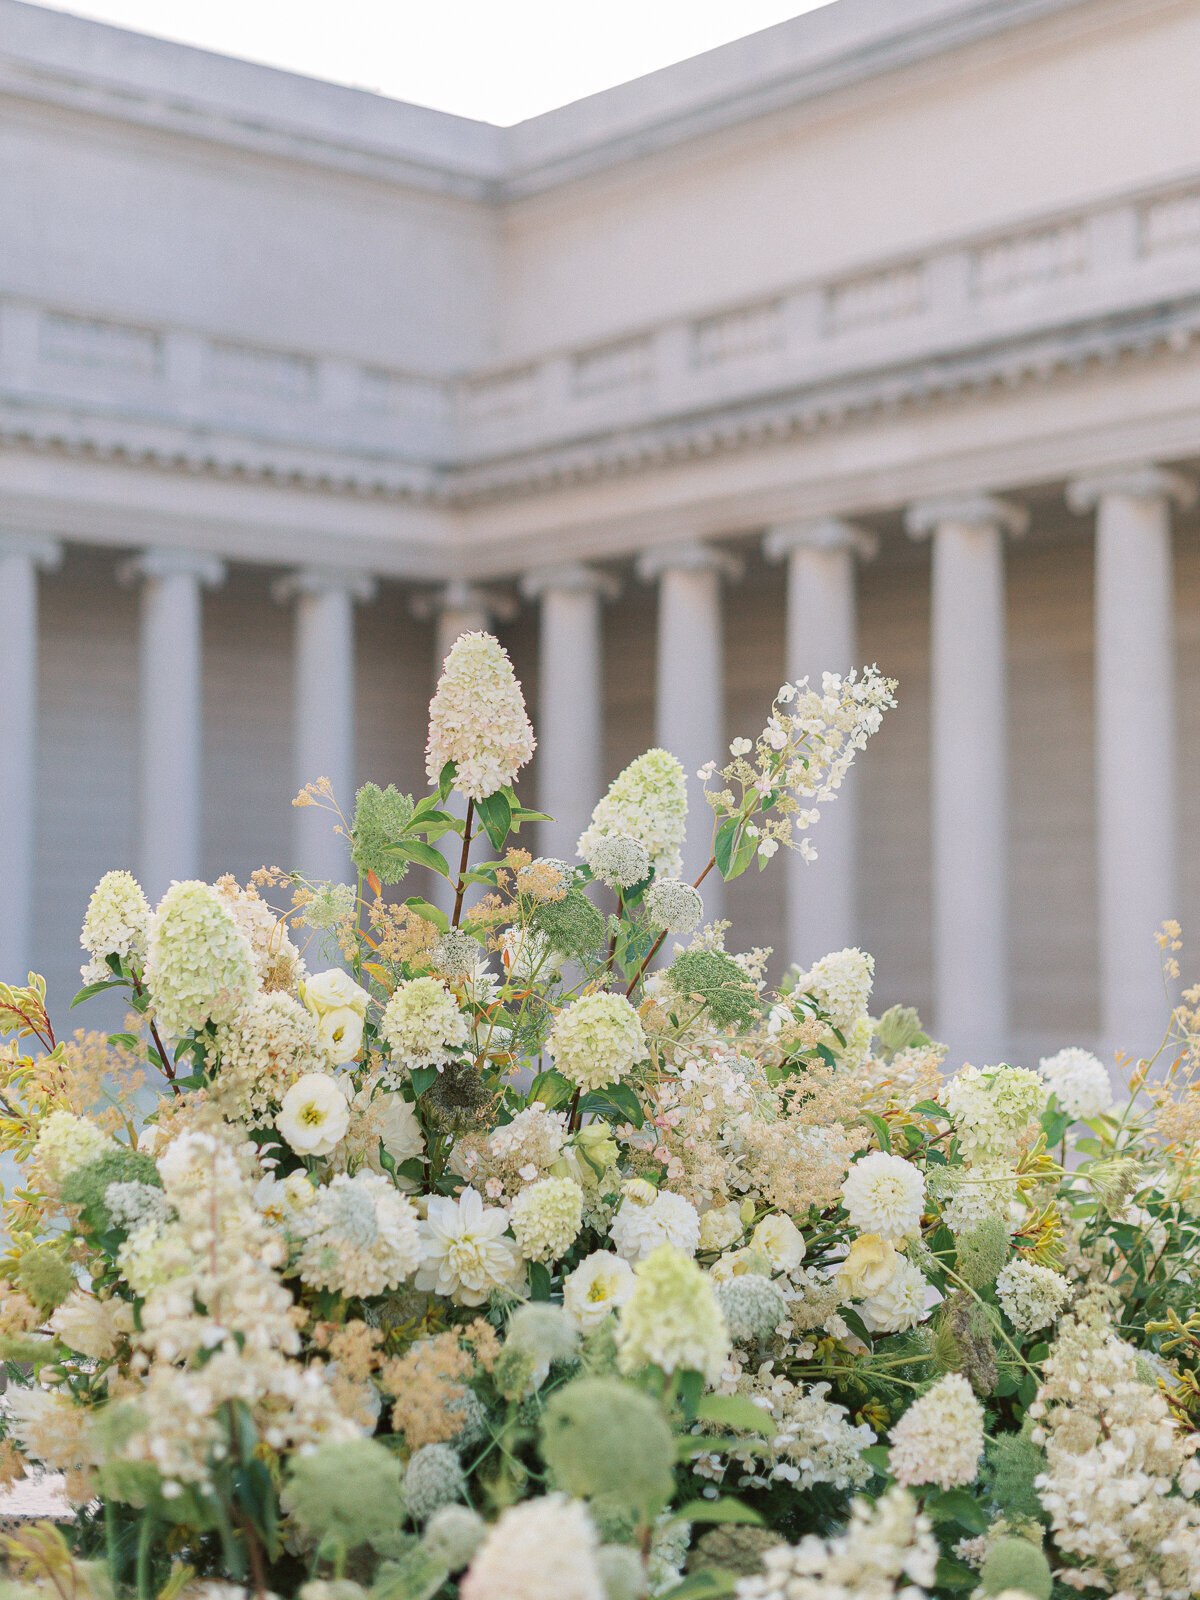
[425, 631, 535, 801]
[578, 747, 689, 879]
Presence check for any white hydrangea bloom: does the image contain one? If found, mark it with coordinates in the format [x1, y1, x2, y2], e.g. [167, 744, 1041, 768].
[416, 1188, 523, 1306]
[582, 833, 651, 891]
[995, 1258, 1072, 1333]
[461, 1493, 603, 1600]
[562, 1251, 636, 1332]
[731, 1375, 876, 1493]
[294, 1171, 422, 1297]
[1038, 1047, 1114, 1121]
[211, 991, 330, 1123]
[379, 977, 470, 1074]
[546, 991, 647, 1093]
[509, 1176, 583, 1263]
[943, 1064, 1047, 1165]
[610, 1189, 700, 1261]
[796, 946, 874, 1030]
[33, 1110, 115, 1193]
[645, 876, 704, 935]
[734, 1487, 937, 1600]
[615, 1243, 730, 1382]
[577, 748, 688, 879]
[79, 869, 151, 983]
[841, 1151, 926, 1242]
[425, 631, 535, 801]
[889, 1374, 985, 1489]
[144, 880, 258, 1038]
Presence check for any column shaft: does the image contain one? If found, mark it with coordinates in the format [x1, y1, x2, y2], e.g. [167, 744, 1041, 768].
[293, 582, 357, 884]
[0, 538, 59, 979]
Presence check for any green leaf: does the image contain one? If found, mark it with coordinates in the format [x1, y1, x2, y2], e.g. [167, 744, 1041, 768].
[910, 1099, 949, 1119]
[839, 1307, 873, 1350]
[527, 1069, 575, 1110]
[726, 830, 759, 881]
[657, 1573, 739, 1600]
[402, 897, 451, 933]
[528, 1260, 552, 1300]
[579, 1081, 644, 1128]
[405, 814, 461, 843]
[70, 978, 127, 1008]
[713, 817, 738, 878]
[862, 1113, 892, 1153]
[860, 1443, 892, 1474]
[106, 1032, 140, 1051]
[934, 1556, 979, 1592]
[674, 1496, 764, 1527]
[458, 866, 501, 888]
[437, 761, 457, 802]
[409, 1066, 440, 1098]
[476, 789, 513, 851]
[694, 1394, 774, 1436]
[510, 807, 553, 825]
[677, 1368, 704, 1423]
[390, 839, 451, 877]
[1041, 1105, 1073, 1145]
[926, 1488, 988, 1533]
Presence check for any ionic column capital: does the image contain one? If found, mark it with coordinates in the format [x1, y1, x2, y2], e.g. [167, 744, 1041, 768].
[119, 546, 225, 589]
[0, 532, 62, 571]
[520, 562, 620, 602]
[764, 518, 879, 563]
[906, 493, 1028, 541]
[1067, 463, 1197, 514]
[409, 580, 517, 625]
[636, 539, 743, 583]
[271, 565, 376, 605]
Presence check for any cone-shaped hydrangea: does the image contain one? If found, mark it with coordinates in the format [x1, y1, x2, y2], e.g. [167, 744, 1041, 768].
[144, 880, 257, 1037]
[80, 870, 151, 983]
[425, 631, 535, 801]
[577, 748, 688, 879]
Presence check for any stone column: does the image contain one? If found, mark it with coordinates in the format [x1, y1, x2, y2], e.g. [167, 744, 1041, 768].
[0, 534, 61, 980]
[636, 541, 742, 909]
[520, 563, 618, 861]
[906, 495, 1027, 1063]
[764, 518, 878, 967]
[1068, 465, 1195, 1060]
[276, 567, 376, 884]
[118, 548, 225, 904]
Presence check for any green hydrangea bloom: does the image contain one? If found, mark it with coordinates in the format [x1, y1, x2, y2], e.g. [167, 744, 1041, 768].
[667, 949, 758, 1027]
[16, 1245, 75, 1310]
[979, 1536, 1052, 1600]
[350, 783, 415, 884]
[955, 1216, 1010, 1290]
[982, 1426, 1049, 1525]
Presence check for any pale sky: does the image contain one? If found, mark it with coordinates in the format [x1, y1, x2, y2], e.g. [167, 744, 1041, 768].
[34, 0, 836, 125]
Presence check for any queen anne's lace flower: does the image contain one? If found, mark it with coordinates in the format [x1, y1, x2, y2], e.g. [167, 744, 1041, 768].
[1038, 1047, 1114, 1121]
[79, 869, 151, 983]
[546, 991, 647, 1093]
[432, 929, 481, 979]
[645, 877, 704, 935]
[995, 1258, 1072, 1333]
[417, 1188, 523, 1306]
[404, 1442, 467, 1523]
[212, 991, 329, 1123]
[562, 1251, 636, 1332]
[582, 833, 651, 891]
[509, 1176, 583, 1263]
[276, 1074, 349, 1157]
[610, 1189, 700, 1261]
[577, 748, 688, 880]
[842, 1151, 926, 1241]
[889, 1374, 985, 1489]
[295, 1172, 422, 1298]
[380, 977, 470, 1075]
[425, 631, 535, 801]
[145, 880, 258, 1038]
[796, 946, 874, 1030]
[616, 1244, 730, 1382]
[461, 1493, 603, 1600]
[713, 1274, 785, 1341]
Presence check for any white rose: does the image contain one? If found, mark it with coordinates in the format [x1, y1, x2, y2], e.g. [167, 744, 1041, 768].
[303, 968, 371, 1019]
[276, 1073, 350, 1157]
[751, 1212, 805, 1272]
[317, 1006, 365, 1065]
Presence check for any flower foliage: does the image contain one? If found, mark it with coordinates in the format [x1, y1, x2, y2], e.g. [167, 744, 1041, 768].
[4, 635, 1200, 1600]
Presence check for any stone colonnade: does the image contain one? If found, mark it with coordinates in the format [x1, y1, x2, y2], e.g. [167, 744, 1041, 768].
[0, 459, 1191, 1060]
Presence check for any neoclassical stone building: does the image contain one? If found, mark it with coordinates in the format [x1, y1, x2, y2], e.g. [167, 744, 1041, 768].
[3, 0, 1200, 1067]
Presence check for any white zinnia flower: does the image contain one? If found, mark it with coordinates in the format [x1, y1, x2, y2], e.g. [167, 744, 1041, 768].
[380, 976, 470, 1073]
[841, 1151, 926, 1241]
[461, 1493, 603, 1600]
[1038, 1047, 1114, 1121]
[276, 1073, 350, 1157]
[562, 1251, 636, 1332]
[610, 1190, 700, 1262]
[425, 631, 535, 801]
[79, 869, 150, 983]
[417, 1188, 523, 1306]
[889, 1374, 985, 1489]
[577, 747, 688, 880]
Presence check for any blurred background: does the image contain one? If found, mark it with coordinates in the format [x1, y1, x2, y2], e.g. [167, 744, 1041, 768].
[2, 0, 1199, 1069]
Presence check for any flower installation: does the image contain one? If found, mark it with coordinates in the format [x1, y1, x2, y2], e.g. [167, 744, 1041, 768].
[1, 631, 1199, 1600]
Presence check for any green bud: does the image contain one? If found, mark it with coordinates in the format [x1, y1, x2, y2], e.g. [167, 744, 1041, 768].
[540, 1377, 675, 1521]
[876, 1004, 925, 1055]
[284, 1437, 405, 1550]
[979, 1537, 1052, 1600]
[16, 1245, 75, 1311]
[956, 1216, 1011, 1290]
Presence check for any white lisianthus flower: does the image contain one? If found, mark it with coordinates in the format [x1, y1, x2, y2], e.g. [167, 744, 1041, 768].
[562, 1251, 636, 1332]
[425, 631, 535, 801]
[751, 1212, 806, 1272]
[49, 1290, 131, 1361]
[697, 1202, 744, 1254]
[1038, 1047, 1114, 1121]
[79, 869, 151, 983]
[380, 976, 470, 1073]
[836, 1234, 901, 1299]
[546, 991, 647, 1093]
[841, 1151, 926, 1241]
[276, 1073, 350, 1157]
[888, 1374, 985, 1490]
[610, 1190, 700, 1262]
[417, 1188, 523, 1306]
[253, 1170, 316, 1228]
[860, 1257, 931, 1334]
[301, 968, 371, 1066]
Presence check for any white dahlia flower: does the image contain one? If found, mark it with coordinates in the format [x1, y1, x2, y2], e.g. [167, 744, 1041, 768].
[610, 1189, 700, 1262]
[860, 1257, 931, 1334]
[417, 1188, 523, 1306]
[841, 1151, 926, 1241]
[425, 631, 535, 801]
